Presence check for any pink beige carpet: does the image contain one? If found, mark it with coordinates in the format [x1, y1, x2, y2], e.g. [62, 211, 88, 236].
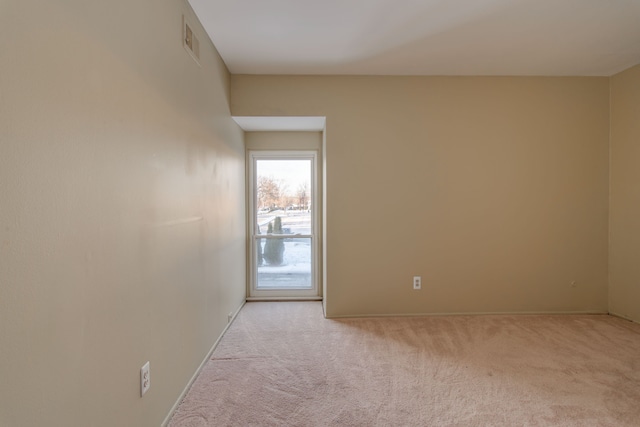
[169, 302, 640, 426]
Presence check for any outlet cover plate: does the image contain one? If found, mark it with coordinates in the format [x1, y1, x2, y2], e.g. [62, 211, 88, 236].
[140, 361, 150, 397]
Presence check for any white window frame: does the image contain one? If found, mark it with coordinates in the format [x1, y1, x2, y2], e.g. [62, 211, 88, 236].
[248, 151, 319, 299]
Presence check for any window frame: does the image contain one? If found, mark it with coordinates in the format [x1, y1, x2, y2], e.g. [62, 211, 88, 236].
[248, 150, 320, 299]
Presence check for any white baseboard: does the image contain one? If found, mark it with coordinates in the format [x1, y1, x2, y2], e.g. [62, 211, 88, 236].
[161, 300, 246, 427]
[608, 311, 640, 325]
[328, 310, 609, 319]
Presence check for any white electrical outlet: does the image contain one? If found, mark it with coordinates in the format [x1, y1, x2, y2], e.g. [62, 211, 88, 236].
[413, 276, 421, 290]
[228, 312, 233, 323]
[140, 361, 150, 397]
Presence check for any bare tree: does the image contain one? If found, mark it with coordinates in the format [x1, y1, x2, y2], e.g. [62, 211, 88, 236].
[257, 176, 289, 210]
[257, 176, 280, 210]
[279, 182, 290, 208]
[296, 182, 310, 210]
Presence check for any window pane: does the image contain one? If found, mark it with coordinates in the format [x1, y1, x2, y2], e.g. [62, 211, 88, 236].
[255, 212, 311, 236]
[256, 237, 312, 289]
[255, 159, 311, 235]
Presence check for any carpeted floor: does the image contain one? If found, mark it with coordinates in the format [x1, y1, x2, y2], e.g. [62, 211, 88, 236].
[169, 302, 640, 426]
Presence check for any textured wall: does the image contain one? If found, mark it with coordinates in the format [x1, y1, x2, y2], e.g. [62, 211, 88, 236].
[232, 75, 610, 318]
[0, 1, 245, 426]
[610, 63, 640, 323]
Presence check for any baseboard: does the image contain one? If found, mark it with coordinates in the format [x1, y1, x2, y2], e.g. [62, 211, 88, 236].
[161, 300, 246, 427]
[327, 310, 609, 319]
[609, 311, 640, 325]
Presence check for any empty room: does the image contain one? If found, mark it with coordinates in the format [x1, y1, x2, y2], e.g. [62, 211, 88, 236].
[1, 0, 639, 426]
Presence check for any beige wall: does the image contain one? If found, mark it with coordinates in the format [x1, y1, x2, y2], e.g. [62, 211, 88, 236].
[232, 75, 610, 317]
[610, 64, 640, 323]
[0, 1, 245, 426]
[245, 131, 323, 151]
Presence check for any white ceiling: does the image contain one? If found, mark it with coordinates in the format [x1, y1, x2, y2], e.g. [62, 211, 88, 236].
[188, 0, 640, 76]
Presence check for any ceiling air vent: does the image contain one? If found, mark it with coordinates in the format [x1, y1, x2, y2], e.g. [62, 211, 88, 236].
[183, 16, 200, 65]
